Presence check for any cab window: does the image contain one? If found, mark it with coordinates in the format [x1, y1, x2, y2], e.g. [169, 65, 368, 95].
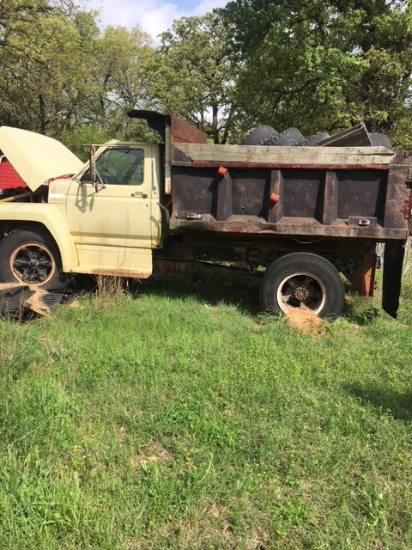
[88, 148, 145, 185]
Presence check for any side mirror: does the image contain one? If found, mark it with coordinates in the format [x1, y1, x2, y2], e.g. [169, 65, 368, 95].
[89, 146, 95, 182]
[80, 145, 105, 191]
[89, 146, 101, 192]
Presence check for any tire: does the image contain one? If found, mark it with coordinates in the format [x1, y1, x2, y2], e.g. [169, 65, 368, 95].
[270, 127, 305, 146]
[306, 132, 330, 146]
[240, 126, 277, 145]
[260, 252, 345, 318]
[0, 228, 64, 290]
[260, 131, 280, 145]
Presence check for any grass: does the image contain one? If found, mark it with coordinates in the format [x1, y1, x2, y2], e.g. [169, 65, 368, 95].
[0, 262, 412, 549]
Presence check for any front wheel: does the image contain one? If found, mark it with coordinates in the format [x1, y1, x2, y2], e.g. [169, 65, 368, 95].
[0, 228, 64, 290]
[260, 252, 345, 318]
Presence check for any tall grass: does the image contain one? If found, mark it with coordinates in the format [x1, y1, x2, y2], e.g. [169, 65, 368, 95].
[0, 267, 411, 549]
[403, 238, 412, 276]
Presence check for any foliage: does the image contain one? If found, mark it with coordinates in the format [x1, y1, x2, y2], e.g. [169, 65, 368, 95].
[222, 0, 412, 143]
[0, 1, 155, 149]
[89, 25, 156, 138]
[0, 269, 411, 548]
[2, 1, 412, 148]
[0, 0, 100, 135]
[148, 12, 242, 143]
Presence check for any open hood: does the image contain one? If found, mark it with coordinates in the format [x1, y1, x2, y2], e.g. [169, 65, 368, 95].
[0, 126, 84, 192]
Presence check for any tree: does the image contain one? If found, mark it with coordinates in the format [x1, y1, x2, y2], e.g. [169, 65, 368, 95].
[149, 12, 241, 143]
[0, 2, 156, 151]
[0, 0, 100, 136]
[222, 0, 412, 144]
[88, 25, 156, 138]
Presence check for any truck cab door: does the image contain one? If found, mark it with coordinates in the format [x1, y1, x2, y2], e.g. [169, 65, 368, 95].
[65, 144, 162, 277]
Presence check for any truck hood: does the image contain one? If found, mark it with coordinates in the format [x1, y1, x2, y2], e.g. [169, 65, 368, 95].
[0, 126, 83, 192]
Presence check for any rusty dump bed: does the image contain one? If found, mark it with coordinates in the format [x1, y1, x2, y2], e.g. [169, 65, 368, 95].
[128, 110, 412, 242]
[170, 144, 412, 241]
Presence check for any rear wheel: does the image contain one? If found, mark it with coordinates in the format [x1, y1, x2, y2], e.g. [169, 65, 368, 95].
[260, 252, 345, 318]
[0, 228, 64, 290]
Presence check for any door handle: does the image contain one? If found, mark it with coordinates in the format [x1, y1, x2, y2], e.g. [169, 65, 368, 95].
[131, 191, 148, 198]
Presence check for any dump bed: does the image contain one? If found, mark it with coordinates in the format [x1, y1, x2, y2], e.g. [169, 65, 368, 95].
[128, 110, 412, 242]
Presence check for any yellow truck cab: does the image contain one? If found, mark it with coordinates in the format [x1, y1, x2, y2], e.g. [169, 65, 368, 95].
[0, 127, 164, 286]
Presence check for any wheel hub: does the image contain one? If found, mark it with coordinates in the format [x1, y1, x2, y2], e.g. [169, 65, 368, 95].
[294, 286, 309, 301]
[29, 258, 39, 268]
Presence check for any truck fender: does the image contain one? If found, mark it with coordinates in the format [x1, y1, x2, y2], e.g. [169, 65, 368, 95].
[0, 204, 78, 272]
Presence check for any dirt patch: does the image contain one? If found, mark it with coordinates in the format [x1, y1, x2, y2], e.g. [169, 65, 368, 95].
[284, 306, 328, 337]
[133, 442, 171, 469]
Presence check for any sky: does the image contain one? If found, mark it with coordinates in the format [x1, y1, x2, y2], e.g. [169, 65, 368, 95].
[96, 0, 229, 42]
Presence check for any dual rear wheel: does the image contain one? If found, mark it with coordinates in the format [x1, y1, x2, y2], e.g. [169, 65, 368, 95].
[260, 252, 345, 318]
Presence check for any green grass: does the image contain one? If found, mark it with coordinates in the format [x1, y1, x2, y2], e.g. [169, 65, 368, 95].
[0, 267, 412, 549]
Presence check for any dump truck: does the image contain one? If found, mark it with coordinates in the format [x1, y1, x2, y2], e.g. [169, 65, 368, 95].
[0, 111, 410, 318]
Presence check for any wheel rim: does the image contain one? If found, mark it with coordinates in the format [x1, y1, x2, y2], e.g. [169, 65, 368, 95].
[276, 271, 327, 314]
[10, 242, 56, 285]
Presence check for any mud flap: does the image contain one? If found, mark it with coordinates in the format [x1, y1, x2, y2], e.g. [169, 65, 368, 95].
[382, 240, 406, 318]
[0, 284, 65, 317]
[0, 285, 34, 314]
